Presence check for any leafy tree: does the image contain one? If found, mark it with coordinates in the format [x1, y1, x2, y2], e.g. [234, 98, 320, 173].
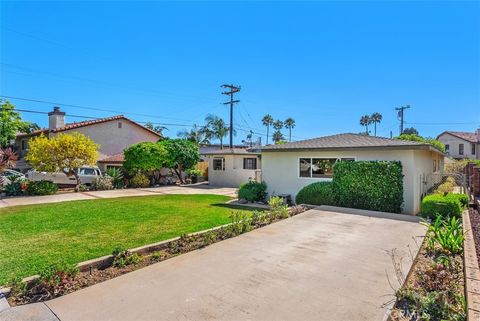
[26, 133, 99, 191]
[284, 117, 295, 142]
[370, 112, 382, 136]
[243, 130, 254, 147]
[204, 114, 229, 149]
[160, 139, 200, 184]
[261, 114, 274, 145]
[272, 130, 284, 143]
[123, 142, 167, 177]
[0, 100, 39, 148]
[396, 134, 445, 152]
[177, 124, 210, 145]
[359, 115, 372, 135]
[144, 122, 167, 136]
[402, 127, 419, 135]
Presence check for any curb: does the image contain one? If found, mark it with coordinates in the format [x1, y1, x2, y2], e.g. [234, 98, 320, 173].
[463, 210, 480, 321]
[317, 205, 422, 223]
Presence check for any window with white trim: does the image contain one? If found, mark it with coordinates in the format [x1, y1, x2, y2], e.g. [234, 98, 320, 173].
[213, 158, 225, 171]
[299, 158, 354, 178]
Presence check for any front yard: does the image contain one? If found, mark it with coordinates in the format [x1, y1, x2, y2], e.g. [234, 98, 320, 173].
[0, 194, 254, 285]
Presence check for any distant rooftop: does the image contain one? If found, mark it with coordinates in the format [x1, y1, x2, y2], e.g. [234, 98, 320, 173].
[202, 148, 261, 156]
[438, 131, 479, 143]
[261, 133, 442, 153]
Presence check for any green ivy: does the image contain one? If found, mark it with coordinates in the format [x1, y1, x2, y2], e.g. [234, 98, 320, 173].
[332, 161, 404, 213]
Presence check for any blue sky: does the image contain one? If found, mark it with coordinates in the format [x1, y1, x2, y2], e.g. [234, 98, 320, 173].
[1, 1, 479, 144]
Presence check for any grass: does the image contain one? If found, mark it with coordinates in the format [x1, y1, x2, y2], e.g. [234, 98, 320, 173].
[0, 194, 255, 285]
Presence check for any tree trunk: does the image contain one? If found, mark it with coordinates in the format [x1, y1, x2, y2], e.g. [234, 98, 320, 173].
[266, 126, 270, 145]
[174, 165, 184, 184]
[374, 123, 377, 136]
[220, 138, 223, 150]
[289, 128, 292, 142]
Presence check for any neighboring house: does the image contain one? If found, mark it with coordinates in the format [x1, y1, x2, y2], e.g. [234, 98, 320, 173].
[437, 130, 480, 160]
[261, 133, 445, 215]
[204, 148, 261, 188]
[15, 106, 161, 171]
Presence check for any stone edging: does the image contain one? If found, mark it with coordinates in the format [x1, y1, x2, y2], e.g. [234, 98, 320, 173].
[463, 210, 480, 321]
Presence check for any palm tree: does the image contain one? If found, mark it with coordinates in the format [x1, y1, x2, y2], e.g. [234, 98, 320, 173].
[284, 117, 295, 142]
[177, 124, 209, 144]
[359, 115, 372, 135]
[204, 114, 229, 149]
[273, 119, 283, 131]
[370, 112, 382, 136]
[272, 130, 284, 143]
[262, 114, 274, 145]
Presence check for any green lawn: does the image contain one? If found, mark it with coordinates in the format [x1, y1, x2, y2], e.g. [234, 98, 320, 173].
[0, 194, 253, 285]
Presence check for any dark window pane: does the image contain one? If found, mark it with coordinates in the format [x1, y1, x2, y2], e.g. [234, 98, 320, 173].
[213, 158, 224, 171]
[243, 158, 257, 170]
[299, 158, 311, 177]
[312, 158, 336, 177]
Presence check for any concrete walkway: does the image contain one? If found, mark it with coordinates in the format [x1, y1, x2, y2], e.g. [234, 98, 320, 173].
[1, 209, 425, 321]
[0, 184, 237, 208]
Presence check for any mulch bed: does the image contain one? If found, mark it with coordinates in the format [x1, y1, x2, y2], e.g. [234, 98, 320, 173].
[469, 207, 480, 264]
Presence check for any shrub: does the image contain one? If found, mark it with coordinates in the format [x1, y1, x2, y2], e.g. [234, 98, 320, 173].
[269, 196, 289, 219]
[106, 167, 124, 189]
[26, 180, 58, 195]
[129, 172, 150, 188]
[422, 216, 464, 255]
[295, 181, 334, 205]
[421, 194, 463, 219]
[90, 176, 114, 191]
[238, 181, 267, 202]
[332, 161, 404, 213]
[111, 246, 142, 268]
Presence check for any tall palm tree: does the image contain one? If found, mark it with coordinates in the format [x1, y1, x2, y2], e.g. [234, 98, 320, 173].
[359, 115, 372, 135]
[273, 119, 283, 131]
[370, 112, 382, 136]
[272, 130, 284, 143]
[284, 117, 296, 142]
[262, 114, 274, 145]
[205, 114, 229, 149]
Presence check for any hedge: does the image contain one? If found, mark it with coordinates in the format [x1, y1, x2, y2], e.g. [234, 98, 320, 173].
[420, 193, 465, 219]
[295, 182, 334, 206]
[331, 161, 404, 213]
[238, 181, 267, 202]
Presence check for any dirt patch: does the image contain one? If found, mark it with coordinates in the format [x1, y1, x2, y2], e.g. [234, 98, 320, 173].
[469, 207, 480, 263]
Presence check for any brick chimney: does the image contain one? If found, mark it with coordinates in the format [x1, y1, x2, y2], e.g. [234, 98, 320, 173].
[48, 106, 65, 130]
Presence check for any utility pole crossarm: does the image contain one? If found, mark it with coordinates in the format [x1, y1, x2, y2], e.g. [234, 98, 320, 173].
[395, 105, 411, 136]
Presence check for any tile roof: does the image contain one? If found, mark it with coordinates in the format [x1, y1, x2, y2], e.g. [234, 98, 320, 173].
[16, 115, 162, 138]
[261, 133, 438, 152]
[98, 153, 124, 163]
[439, 131, 479, 143]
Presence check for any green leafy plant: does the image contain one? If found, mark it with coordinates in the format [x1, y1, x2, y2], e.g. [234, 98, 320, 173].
[78, 184, 88, 192]
[238, 181, 267, 202]
[396, 134, 445, 152]
[269, 196, 289, 219]
[295, 181, 334, 205]
[111, 246, 142, 268]
[421, 194, 464, 219]
[151, 251, 163, 261]
[26, 180, 58, 195]
[129, 172, 150, 188]
[229, 211, 252, 235]
[5, 180, 24, 196]
[90, 176, 114, 191]
[422, 216, 464, 255]
[332, 161, 404, 213]
[106, 167, 124, 189]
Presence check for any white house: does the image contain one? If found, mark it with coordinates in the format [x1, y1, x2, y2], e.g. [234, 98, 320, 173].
[15, 106, 162, 171]
[437, 130, 480, 160]
[204, 148, 261, 188]
[261, 133, 445, 215]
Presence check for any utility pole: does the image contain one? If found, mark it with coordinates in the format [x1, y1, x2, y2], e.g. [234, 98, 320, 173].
[395, 105, 411, 135]
[221, 84, 241, 149]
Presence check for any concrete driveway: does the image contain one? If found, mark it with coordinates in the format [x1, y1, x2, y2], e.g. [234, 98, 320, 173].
[0, 183, 237, 208]
[2, 208, 425, 321]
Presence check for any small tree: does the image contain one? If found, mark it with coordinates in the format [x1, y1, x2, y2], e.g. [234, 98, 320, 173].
[0, 100, 39, 148]
[403, 127, 419, 135]
[123, 142, 168, 184]
[161, 139, 200, 184]
[26, 133, 99, 191]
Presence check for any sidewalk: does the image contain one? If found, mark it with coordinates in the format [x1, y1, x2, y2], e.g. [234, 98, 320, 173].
[0, 183, 237, 208]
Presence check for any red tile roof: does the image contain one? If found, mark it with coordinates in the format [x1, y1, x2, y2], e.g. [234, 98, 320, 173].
[439, 131, 479, 143]
[98, 153, 124, 163]
[16, 115, 162, 138]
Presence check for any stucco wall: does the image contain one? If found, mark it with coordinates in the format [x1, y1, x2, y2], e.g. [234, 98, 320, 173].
[52, 119, 160, 160]
[261, 149, 443, 215]
[438, 133, 479, 160]
[208, 154, 260, 188]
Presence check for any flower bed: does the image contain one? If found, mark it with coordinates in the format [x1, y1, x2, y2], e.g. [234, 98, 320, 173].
[5, 199, 306, 306]
[390, 215, 466, 321]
